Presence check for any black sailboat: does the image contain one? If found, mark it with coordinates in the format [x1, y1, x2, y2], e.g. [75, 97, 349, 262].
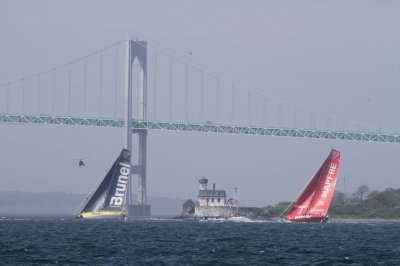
[77, 149, 131, 219]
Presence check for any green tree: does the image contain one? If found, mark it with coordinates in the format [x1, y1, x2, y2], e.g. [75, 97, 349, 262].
[333, 190, 347, 203]
[354, 185, 370, 201]
[375, 188, 400, 207]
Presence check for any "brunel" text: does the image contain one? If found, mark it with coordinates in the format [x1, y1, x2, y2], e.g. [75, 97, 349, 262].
[110, 162, 130, 206]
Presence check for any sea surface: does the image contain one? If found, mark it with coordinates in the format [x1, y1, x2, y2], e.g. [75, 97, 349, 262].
[0, 216, 399, 265]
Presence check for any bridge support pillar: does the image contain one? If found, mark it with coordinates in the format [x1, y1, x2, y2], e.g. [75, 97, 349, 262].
[124, 38, 150, 217]
[137, 130, 147, 206]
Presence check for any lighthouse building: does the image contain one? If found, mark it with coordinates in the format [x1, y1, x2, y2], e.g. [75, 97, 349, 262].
[197, 177, 226, 206]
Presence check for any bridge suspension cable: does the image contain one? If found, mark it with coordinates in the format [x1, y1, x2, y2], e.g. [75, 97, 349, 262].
[114, 46, 119, 118]
[37, 74, 41, 114]
[216, 78, 220, 122]
[1, 40, 125, 118]
[153, 50, 158, 120]
[184, 66, 189, 122]
[52, 69, 56, 115]
[147, 41, 391, 133]
[83, 59, 87, 117]
[0, 40, 124, 90]
[0, 39, 395, 135]
[169, 56, 173, 121]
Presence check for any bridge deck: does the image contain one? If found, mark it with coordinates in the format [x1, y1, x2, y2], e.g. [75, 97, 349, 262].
[1, 113, 399, 143]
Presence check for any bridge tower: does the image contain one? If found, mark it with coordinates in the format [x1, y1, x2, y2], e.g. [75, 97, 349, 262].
[124, 39, 150, 217]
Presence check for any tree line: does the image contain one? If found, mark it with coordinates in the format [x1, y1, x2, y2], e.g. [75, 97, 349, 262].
[260, 186, 400, 219]
[330, 186, 400, 219]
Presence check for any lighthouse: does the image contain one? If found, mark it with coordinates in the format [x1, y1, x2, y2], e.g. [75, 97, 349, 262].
[199, 177, 208, 191]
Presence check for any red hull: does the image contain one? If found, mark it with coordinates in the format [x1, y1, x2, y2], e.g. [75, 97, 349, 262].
[284, 215, 329, 223]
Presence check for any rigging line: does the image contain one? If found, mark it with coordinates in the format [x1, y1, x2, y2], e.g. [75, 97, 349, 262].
[311, 113, 316, 129]
[201, 72, 204, 122]
[114, 45, 119, 118]
[22, 79, 25, 114]
[6, 89, 9, 113]
[68, 63, 71, 116]
[185, 65, 189, 122]
[99, 50, 103, 117]
[0, 40, 125, 89]
[37, 75, 41, 114]
[154, 50, 158, 120]
[148, 41, 389, 132]
[248, 91, 252, 126]
[342, 122, 346, 131]
[279, 102, 283, 127]
[52, 69, 56, 115]
[231, 84, 235, 124]
[216, 78, 220, 122]
[83, 58, 87, 117]
[169, 56, 173, 121]
[343, 121, 349, 131]
[263, 97, 267, 125]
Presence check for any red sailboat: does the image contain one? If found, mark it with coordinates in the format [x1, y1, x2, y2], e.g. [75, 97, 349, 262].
[282, 149, 341, 223]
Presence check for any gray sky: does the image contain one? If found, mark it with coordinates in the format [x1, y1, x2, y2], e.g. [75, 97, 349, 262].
[0, 0, 399, 206]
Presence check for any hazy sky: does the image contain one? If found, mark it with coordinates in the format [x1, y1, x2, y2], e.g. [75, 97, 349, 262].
[1, 0, 399, 207]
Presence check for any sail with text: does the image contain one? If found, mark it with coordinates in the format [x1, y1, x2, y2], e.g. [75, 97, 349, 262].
[77, 149, 131, 219]
[282, 149, 341, 223]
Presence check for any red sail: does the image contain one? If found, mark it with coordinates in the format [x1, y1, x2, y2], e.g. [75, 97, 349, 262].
[284, 149, 340, 223]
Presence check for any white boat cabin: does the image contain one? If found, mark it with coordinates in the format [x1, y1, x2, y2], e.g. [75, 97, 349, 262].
[197, 177, 226, 206]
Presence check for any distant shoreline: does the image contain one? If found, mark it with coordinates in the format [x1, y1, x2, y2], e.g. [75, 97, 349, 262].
[330, 218, 400, 222]
[2, 214, 399, 223]
[0, 191, 183, 216]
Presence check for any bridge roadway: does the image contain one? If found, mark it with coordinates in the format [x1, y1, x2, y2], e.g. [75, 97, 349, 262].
[1, 113, 399, 143]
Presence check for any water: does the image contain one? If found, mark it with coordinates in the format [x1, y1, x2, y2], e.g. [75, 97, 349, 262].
[1, 216, 400, 265]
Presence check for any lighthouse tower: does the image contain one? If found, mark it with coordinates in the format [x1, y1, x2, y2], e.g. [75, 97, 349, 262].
[199, 177, 208, 191]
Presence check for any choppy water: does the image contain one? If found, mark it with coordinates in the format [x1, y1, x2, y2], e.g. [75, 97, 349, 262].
[1, 216, 400, 265]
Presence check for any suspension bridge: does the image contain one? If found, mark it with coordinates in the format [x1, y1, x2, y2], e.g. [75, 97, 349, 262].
[1, 39, 399, 216]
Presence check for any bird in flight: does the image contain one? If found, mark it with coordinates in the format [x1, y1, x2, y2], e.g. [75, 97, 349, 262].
[74, 156, 92, 167]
